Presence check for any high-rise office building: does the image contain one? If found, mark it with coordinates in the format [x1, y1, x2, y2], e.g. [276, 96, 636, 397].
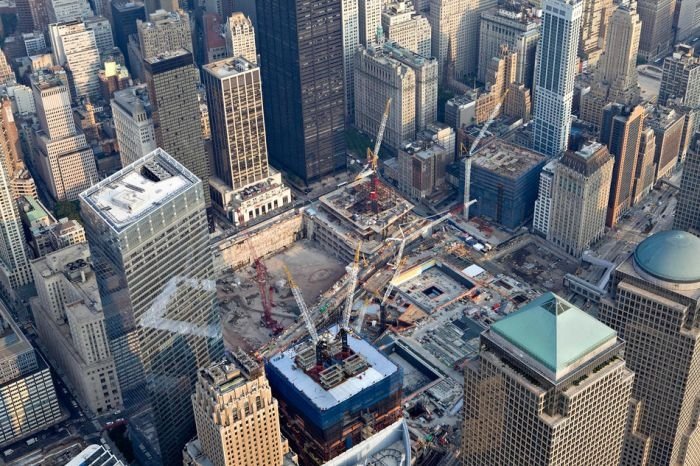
[599, 230, 700, 465]
[382, 1, 431, 58]
[532, 0, 583, 157]
[632, 126, 657, 203]
[659, 44, 700, 107]
[84, 16, 114, 54]
[547, 142, 613, 257]
[224, 12, 256, 63]
[579, 0, 642, 132]
[478, 5, 540, 88]
[202, 57, 291, 225]
[266, 328, 403, 465]
[354, 42, 438, 151]
[359, 0, 382, 46]
[463, 292, 633, 466]
[577, 0, 612, 65]
[341, 0, 359, 119]
[111, 84, 157, 167]
[637, 0, 676, 61]
[15, 0, 51, 33]
[111, 0, 147, 71]
[600, 104, 645, 226]
[80, 148, 223, 465]
[674, 147, 700, 233]
[32, 73, 98, 201]
[189, 351, 293, 466]
[144, 49, 211, 207]
[532, 160, 556, 237]
[645, 105, 685, 180]
[137, 9, 192, 60]
[49, 0, 93, 23]
[48, 21, 101, 99]
[0, 130, 31, 291]
[256, 0, 346, 183]
[430, 0, 498, 81]
[0, 304, 62, 445]
[30, 243, 123, 415]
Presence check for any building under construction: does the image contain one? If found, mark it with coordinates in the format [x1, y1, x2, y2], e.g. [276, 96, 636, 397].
[265, 327, 403, 465]
[305, 177, 416, 263]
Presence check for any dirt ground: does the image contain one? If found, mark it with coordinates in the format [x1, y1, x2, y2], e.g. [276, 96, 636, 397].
[219, 240, 346, 352]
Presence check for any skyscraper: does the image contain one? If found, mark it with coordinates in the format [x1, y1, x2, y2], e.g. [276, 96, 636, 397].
[49, 0, 93, 23]
[32, 73, 98, 201]
[137, 9, 192, 60]
[478, 5, 540, 88]
[111, 0, 147, 71]
[341, 0, 359, 119]
[532, 0, 583, 157]
[202, 57, 291, 224]
[111, 84, 157, 167]
[14, 0, 51, 33]
[354, 42, 438, 150]
[144, 49, 211, 207]
[256, 0, 346, 183]
[532, 160, 556, 237]
[547, 142, 613, 257]
[30, 243, 123, 415]
[674, 147, 700, 233]
[189, 350, 293, 466]
[0, 123, 31, 291]
[637, 0, 676, 61]
[48, 21, 101, 99]
[600, 103, 645, 226]
[430, 0, 498, 81]
[84, 16, 115, 54]
[577, 0, 613, 65]
[358, 0, 382, 46]
[382, 1, 432, 58]
[658, 44, 700, 107]
[596, 0, 641, 102]
[599, 230, 700, 465]
[463, 292, 634, 466]
[80, 148, 223, 465]
[224, 12, 256, 63]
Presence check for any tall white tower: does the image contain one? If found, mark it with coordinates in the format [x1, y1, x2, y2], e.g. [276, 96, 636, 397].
[532, 0, 583, 157]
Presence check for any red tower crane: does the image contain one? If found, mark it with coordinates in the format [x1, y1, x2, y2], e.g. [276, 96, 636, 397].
[247, 238, 282, 335]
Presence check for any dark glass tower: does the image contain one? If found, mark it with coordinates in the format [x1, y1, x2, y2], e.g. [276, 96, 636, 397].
[256, 0, 346, 183]
[111, 0, 147, 72]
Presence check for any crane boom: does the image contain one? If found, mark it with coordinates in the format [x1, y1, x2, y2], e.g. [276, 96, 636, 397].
[469, 89, 509, 156]
[284, 266, 318, 344]
[355, 97, 392, 180]
[341, 242, 362, 331]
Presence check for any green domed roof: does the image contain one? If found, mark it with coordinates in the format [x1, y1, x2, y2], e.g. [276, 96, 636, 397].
[634, 231, 700, 283]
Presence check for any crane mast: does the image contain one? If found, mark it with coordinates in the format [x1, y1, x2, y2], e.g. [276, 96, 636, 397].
[355, 97, 392, 180]
[341, 242, 362, 332]
[284, 266, 318, 344]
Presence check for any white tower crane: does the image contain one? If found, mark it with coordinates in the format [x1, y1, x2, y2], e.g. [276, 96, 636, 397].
[356, 97, 392, 180]
[340, 242, 362, 348]
[284, 266, 318, 345]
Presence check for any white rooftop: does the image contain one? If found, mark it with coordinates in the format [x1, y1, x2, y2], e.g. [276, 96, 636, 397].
[269, 327, 398, 410]
[80, 148, 198, 231]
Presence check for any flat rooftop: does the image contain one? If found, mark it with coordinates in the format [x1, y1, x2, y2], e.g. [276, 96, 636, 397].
[143, 48, 190, 65]
[204, 56, 257, 79]
[112, 84, 151, 116]
[80, 148, 198, 231]
[267, 327, 399, 410]
[471, 138, 545, 178]
[0, 304, 32, 364]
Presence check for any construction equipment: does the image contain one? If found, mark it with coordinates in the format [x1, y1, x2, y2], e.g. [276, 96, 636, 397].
[247, 239, 282, 335]
[353, 298, 372, 334]
[461, 90, 508, 219]
[340, 242, 362, 349]
[355, 97, 392, 181]
[284, 266, 319, 344]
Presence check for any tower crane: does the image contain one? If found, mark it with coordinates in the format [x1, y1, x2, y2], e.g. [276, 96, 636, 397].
[284, 266, 319, 345]
[355, 97, 392, 181]
[340, 242, 362, 349]
[462, 89, 509, 219]
[247, 238, 282, 335]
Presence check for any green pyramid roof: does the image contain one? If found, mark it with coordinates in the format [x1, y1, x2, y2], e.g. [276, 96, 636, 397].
[490, 292, 616, 376]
